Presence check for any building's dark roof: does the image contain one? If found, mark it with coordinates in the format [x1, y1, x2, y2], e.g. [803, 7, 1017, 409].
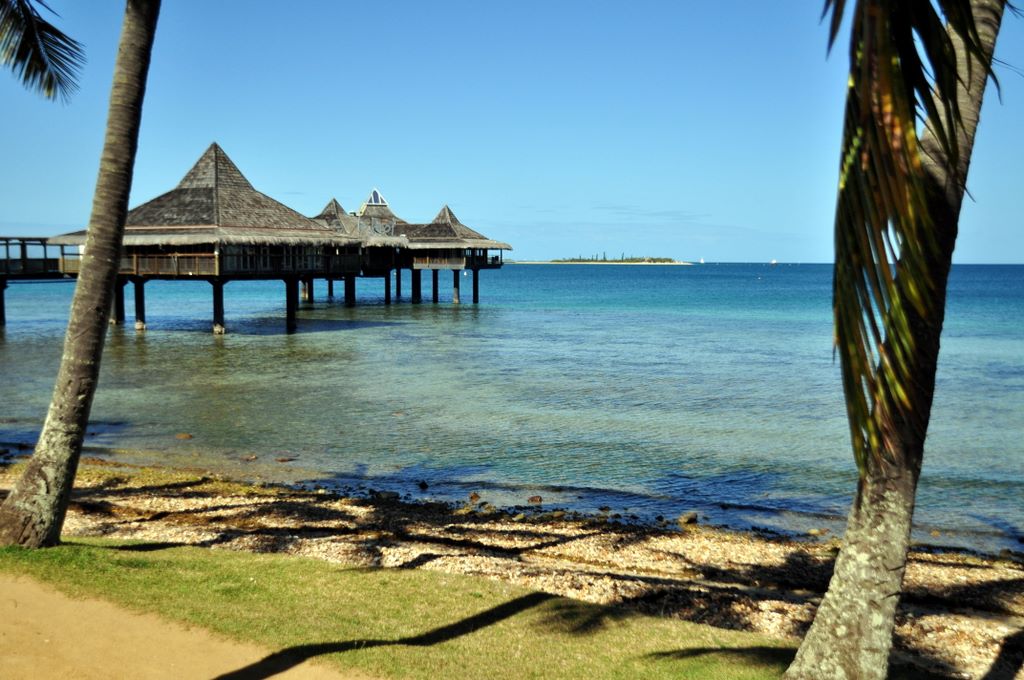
[312, 197, 406, 247]
[49, 145, 511, 252]
[312, 198, 359, 232]
[355, 188, 408, 226]
[50, 144, 359, 247]
[399, 205, 512, 250]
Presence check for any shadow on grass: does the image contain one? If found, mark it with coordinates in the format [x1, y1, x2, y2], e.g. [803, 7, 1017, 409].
[647, 645, 793, 667]
[537, 597, 638, 635]
[213, 591, 555, 680]
[62, 474, 1024, 679]
[101, 541, 190, 552]
[646, 646, 956, 679]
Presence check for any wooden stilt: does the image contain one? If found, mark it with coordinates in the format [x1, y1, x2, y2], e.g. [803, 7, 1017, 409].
[211, 279, 226, 334]
[133, 278, 146, 330]
[285, 278, 299, 333]
[412, 269, 422, 303]
[344, 274, 356, 307]
[384, 272, 392, 305]
[472, 268, 480, 304]
[111, 277, 126, 325]
[452, 269, 461, 305]
[395, 268, 402, 299]
[432, 269, 439, 303]
[327, 278, 334, 299]
[0, 277, 6, 326]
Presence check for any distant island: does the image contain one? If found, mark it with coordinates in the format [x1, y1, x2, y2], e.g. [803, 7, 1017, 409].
[516, 255, 693, 265]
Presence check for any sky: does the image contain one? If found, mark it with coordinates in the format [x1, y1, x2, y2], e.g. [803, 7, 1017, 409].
[3, 1, 1022, 263]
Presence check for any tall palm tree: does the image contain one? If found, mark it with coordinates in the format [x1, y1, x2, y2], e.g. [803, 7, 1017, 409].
[0, 0, 161, 547]
[786, 0, 1005, 677]
[0, 0, 83, 101]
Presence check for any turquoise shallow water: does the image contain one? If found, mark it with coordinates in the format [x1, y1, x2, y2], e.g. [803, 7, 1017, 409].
[1, 263, 1022, 553]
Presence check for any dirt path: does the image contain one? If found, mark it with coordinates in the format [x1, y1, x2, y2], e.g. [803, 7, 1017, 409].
[0, 574, 364, 680]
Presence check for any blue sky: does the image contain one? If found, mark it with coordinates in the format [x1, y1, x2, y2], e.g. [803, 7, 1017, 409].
[3, 1, 1022, 263]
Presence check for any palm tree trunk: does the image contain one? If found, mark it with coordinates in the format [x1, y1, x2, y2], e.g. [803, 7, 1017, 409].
[0, 0, 160, 548]
[786, 1, 1003, 677]
[786, 381, 930, 679]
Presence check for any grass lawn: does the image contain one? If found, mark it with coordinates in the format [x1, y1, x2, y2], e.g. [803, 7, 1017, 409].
[0, 538, 794, 679]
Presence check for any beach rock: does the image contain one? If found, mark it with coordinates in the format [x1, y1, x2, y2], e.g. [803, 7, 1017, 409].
[678, 511, 699, 526]
[275, 456, 296, 463]
[511, 513, 527, 522]
[469, 492, 481, 503]
[241, 455, 258, 462]
[550, 510, 566, 520]
[418, 480, 429, 491]
[807, 528, 829, 537]
[454, 505, 475, 516]
[598, 506, 611, 513]
[528, 495, 543, 505]
[175, 433, 193, 440]
[374, 491, 400, 502]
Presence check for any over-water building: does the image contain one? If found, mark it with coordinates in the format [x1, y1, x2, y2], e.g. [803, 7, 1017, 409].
[45, 143, 511, 332]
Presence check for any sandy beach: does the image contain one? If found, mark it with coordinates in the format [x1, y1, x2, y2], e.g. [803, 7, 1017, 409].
[2, 456, 1023, 679]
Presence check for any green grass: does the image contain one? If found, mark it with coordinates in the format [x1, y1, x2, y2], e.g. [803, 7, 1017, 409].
[0, 538, 794, 679]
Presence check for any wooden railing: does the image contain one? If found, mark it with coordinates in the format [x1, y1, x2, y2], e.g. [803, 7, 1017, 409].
[1, 258, 61, 276]
[221, 253, 361, 275]
[413, 256, 466, 270]
[60, 252, 363, 277]
[61, 253, 217, 276]
[467, 254, 503, 268]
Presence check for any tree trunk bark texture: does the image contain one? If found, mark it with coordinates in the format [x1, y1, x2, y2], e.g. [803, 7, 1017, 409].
[786, 1, 1003, 677]
[0, 0, 161, 548]
[787, 453, 922, 678]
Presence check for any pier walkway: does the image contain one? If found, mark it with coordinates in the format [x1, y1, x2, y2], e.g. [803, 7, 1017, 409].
[0, 237, 499, 331]
[0, 237, 73, 326]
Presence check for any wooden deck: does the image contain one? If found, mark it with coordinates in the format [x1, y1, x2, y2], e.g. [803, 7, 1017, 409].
[2, 236, 504, 332]
[1, 237, 69, 280]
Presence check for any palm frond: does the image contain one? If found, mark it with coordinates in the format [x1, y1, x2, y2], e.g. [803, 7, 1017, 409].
[0, 0, 84, 102]
[827, 0, 997, 473]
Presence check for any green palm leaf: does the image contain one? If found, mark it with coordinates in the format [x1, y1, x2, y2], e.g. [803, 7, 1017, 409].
[1, 0, 84, 101]
[826, 0, 997, 473]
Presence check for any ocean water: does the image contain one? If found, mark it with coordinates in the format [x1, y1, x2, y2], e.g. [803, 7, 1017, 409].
[1, 263, 1022, 554]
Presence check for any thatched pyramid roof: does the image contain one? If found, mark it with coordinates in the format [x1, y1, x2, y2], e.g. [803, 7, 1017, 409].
[400, 204, 511, 250]
[355, 188, 408, 225]
[50, 144, 359, 247]
[312, 198, 359, 233]
[312, 197, 407, 248]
